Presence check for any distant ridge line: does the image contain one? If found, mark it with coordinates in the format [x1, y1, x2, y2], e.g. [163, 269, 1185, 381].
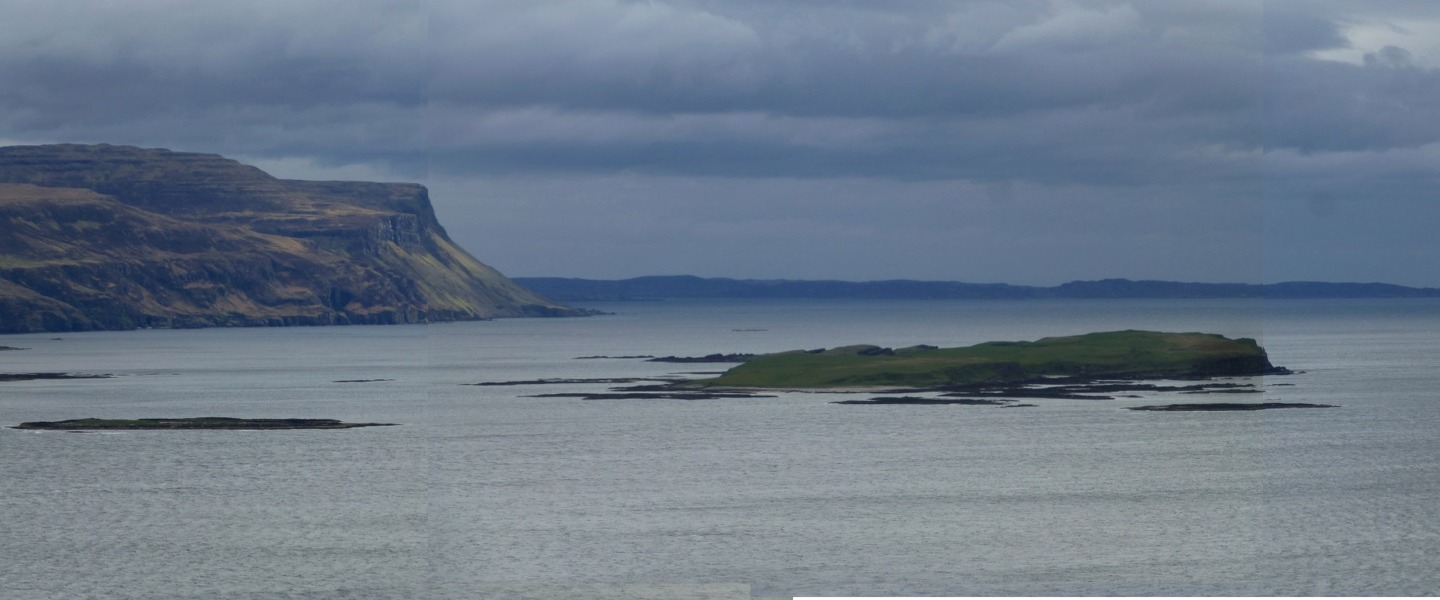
[516, 276, 1440, 301]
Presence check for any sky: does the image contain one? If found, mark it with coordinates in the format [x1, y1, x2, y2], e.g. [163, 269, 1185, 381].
[2, 1, 1438, 286]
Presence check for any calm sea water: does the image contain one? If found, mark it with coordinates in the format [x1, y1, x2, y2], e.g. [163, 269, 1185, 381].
[2, 298, 1439, 598]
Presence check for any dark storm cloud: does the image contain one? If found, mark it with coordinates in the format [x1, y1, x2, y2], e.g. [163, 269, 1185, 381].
[1, 1, 1438, 284]
[1264, 48, 1440, 154]
[3, 1, 1435, 176]
[448, 0, 1257, 116]
[0, 1, 428, 173]
[431, 103, 1259, 188]
[4, 0, 1431, 186]
[433, 0, 1267, 184]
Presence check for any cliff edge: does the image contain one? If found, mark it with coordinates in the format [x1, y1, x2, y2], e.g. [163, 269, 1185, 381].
[0, 144, 585, 333]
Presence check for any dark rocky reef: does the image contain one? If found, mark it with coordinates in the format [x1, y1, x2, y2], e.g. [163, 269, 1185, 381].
[833, 396, 1017, 405]
[1, 372, 111, 382]
[468, 377, 672, 387]
[648, 353, 756, 363]
[0, 144, 588, 333]
[13, 417, 396, 430]
[575, 355, 656, 360]
[934, 381, 1262, 401]
[526, 391, 774, 400]
[1127, 403, 1335, 411]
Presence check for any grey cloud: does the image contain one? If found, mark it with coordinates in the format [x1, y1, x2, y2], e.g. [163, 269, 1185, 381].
[441, 0, 1260, 120]
[1262, 6, 1348, 54]
[0, 0, 427, 171]
[433, 0, 768, 110]
[428, 0, 1269, 187]
[1, 0, 1438, 285]
[430, 102, 1260, 189]
[1264, 52, 1440, 154]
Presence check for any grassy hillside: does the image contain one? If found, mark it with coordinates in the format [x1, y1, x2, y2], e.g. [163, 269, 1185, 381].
[699, 330, 1278, 388]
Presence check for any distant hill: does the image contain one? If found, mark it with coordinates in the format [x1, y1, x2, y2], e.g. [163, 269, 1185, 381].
[515, 275, 1440, 301]
[0, 144, 586, 333]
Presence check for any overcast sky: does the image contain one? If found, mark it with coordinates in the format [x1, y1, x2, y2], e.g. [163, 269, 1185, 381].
[2, 1, 1438, 285]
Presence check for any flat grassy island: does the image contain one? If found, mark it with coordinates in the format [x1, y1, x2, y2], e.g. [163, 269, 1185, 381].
[697, 330, 1284, 389]
[14, 417, 395, 430]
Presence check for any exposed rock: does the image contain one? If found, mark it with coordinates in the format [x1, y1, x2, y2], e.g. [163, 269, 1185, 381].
[1127, 403, 1336, 411]
[832, 396, 1016, 405]
[575, 355, 656, 360]
[13, 417, 396, 430]
[468, 377, 672, 387]
[0, 144, 589, 333]
[526, 391, 774, 400]
[0, 372, 112, 382]
[647, 353, 756, 363]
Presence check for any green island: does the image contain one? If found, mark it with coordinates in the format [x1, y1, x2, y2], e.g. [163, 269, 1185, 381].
[693, 330, 1285, 389]
[13, 417, 396, 430]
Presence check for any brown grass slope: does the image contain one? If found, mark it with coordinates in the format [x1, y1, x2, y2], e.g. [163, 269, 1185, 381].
[0, 145, 582, 333]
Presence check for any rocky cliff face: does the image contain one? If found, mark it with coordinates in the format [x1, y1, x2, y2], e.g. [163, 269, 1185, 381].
[0, 144, 585, 333]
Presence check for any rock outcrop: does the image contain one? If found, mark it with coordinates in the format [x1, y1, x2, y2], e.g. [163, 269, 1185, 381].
[13, 417, 396, 430]
[0, 144, 586, 333]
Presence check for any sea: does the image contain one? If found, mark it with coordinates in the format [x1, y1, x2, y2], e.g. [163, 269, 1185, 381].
[2, 298, 1438, 599]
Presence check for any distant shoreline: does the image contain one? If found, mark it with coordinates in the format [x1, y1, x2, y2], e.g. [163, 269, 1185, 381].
[516, 276, 1440, 302]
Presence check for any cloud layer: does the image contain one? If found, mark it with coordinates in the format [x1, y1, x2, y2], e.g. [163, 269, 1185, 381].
[2, 1, 1437, 284]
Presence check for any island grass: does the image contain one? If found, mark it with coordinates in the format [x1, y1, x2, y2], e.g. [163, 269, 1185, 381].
[697, 330, 1276, 389]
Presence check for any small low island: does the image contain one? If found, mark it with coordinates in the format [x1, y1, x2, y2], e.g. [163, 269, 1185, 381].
[692, 330, 1287, 389]
[13, 417, 396, 431]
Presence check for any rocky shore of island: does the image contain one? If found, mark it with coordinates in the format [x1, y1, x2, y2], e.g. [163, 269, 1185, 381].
[473, 331, 1331, 410]
[1127, 403, 1335, 411]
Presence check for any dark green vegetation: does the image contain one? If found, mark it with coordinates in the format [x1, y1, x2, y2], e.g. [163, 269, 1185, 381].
[0, 144, 587, 333]
[517, 275, 1440, 301]
[13, 417, 395, 430]
[698, 330, 1283, 389]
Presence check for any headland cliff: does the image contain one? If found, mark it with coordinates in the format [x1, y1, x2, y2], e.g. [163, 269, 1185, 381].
[0, 144, 585, 333]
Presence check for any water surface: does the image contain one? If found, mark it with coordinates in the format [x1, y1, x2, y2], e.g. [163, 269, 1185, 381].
[3, 298, 1438, 597]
